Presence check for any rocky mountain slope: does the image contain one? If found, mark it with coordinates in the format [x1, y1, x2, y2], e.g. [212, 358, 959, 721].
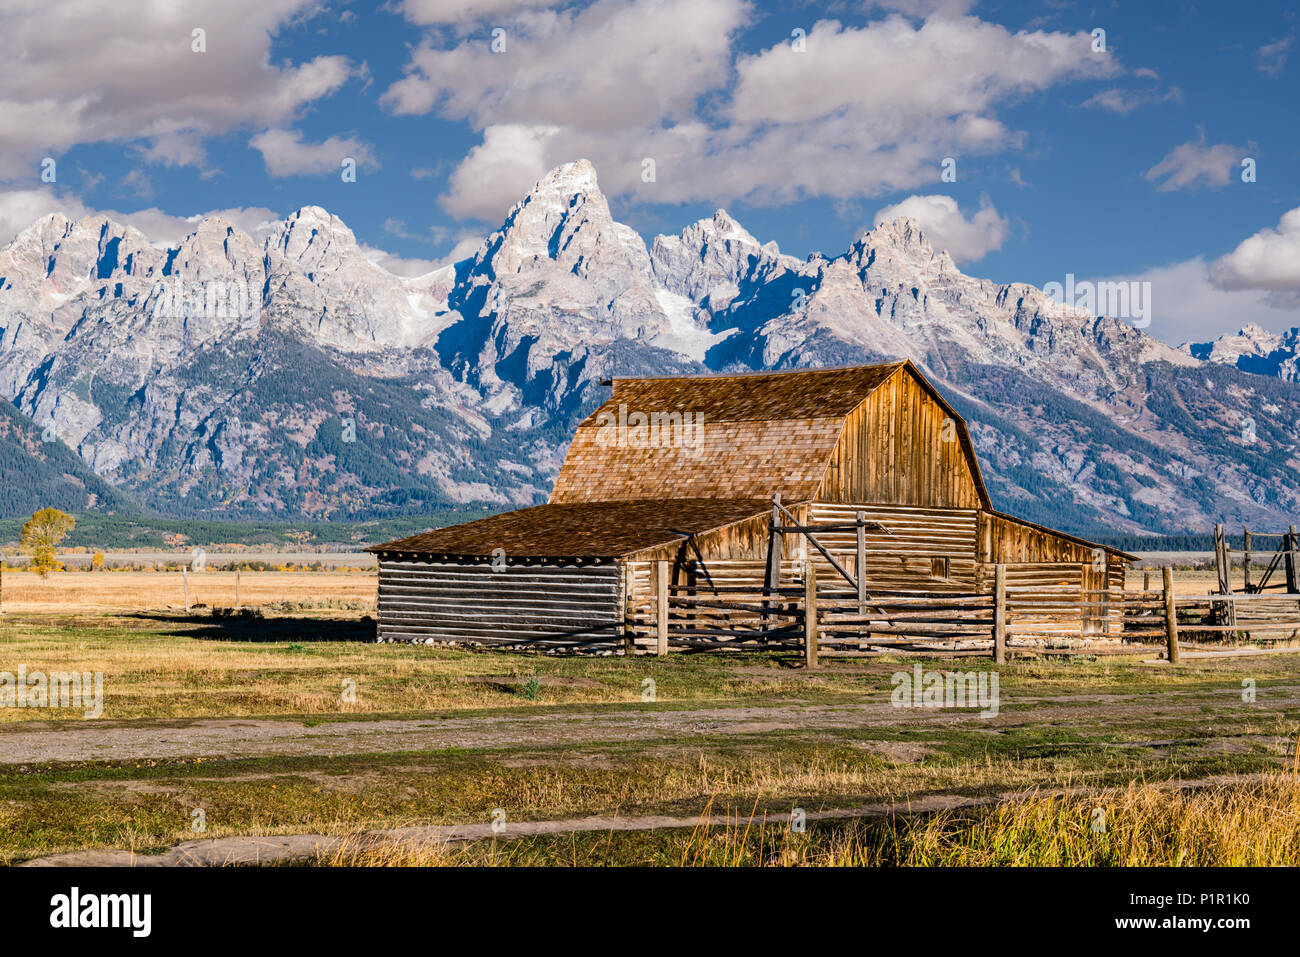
[0, 399, 135, 517]
[1185, 324, 1300, 382]
[2, 159, 1299, 534]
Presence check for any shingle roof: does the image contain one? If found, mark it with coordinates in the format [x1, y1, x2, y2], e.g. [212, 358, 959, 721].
[581, 362, 905, 425]
[552, 363, 909, 505]
[551, 417, 846, 504]
[369, 498, 773, 559]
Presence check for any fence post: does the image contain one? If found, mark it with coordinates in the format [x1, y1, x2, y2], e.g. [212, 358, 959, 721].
[655, 560, 669, 656]
[1162, 566, 1179, 663]
[856, 510, 867, 646]
[623, 562, 636, 656]
[803, 561, 818, 669]
[1243, 528, 1252, 593]
[993, 563, 1006, 664]
[762, 493, 784, 632]
[1284, 527, 1294, 595]
[1213, 523, 1228, 594]
[1143, 569, 1150, 593]
[183, 566, 191, 614]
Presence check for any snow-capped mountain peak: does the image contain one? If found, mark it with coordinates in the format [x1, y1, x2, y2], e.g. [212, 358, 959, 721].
[5, 160, 1300, 533]
[1186, 323, 1300, 381]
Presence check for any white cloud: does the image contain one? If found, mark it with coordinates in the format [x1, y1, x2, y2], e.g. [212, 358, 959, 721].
[382, 0, 743, 130]
[358, 245, 441, 278]
[361, 235, 481, 277]
[397, 0, 557, 24]
[441, 125, 561, 220]
[0, 187, 279, 247]
[0, 190, 458, 284]
[112, 205, 284, 248]
[135, 131, 209, 169]
[1099, 257, 1289, 345]
[0, 0, 354, 179]
[0, 189, 91, 246]
[864, 0, 978, 15]
[249, 129, 378, 177]
[1082, 85, 1181, 114]
[1256, 36, 1292, 77]
[1145, 134, 1244, 191]
[871, 194, 1008, 262]
[1209, 206, 1300, 307]
[392, 5, 1120, 219]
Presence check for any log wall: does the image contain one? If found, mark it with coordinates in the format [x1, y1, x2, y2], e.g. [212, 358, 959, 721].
[806, 503, 979, 594]
[375, 557, 623, 649]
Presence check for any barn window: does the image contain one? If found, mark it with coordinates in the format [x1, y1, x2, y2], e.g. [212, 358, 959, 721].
[930, 556, 950, 580]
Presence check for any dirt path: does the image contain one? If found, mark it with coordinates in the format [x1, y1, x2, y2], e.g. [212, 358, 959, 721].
[22, 773, 1267, 867]
[7, 686, 1298, 766]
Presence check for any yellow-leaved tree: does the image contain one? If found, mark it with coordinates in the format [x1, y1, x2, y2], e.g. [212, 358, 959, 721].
[20, 508, 75, 578]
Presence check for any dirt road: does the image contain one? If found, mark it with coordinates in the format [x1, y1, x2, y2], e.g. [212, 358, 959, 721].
[6, 682, 1298, 766]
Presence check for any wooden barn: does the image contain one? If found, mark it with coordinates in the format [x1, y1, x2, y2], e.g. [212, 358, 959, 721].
[369, 361, 1136, 651]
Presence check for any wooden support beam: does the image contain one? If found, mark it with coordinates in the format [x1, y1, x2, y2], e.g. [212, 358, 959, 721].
[764, 493, 783, 596]
[622, 562, 636, 655]
[1163, 566, 1179, 664]
[855, 510, 867, 605]
[804, 561, 818, 669]
[1289, 525, 1299, 595]
[772, 497, 856, 590]
[1213, 523, 1229, 595]
[1243, 528, 1252, 593]
[655, 560, 669, 656]
[855, 510, 867, 646]
[993, 563, 1006, 665]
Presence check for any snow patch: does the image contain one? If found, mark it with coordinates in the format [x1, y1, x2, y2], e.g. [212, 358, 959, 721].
[649, 288, 733, 361]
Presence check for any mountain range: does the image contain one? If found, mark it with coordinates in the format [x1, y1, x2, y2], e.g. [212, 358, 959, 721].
[2, 159, 1299, 536]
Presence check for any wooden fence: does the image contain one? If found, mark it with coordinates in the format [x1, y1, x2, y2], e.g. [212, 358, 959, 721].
[627, 560, 1300, 663]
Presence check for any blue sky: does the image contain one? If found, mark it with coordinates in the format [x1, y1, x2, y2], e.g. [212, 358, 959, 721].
[2, 0, 1297, 343]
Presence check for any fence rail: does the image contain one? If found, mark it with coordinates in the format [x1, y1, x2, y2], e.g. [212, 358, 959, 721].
[628, 559, 1300, 663]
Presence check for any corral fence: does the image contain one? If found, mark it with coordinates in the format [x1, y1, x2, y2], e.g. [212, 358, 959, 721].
[627, 560, 1300, 664]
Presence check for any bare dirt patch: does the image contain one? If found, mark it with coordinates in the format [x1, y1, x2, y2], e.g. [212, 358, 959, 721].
[8, 685, 1300, 767]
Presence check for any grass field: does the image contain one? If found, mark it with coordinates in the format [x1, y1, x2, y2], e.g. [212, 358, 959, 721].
[1, 568, 1297, 866]
[0, 569, 376, 614]
[314, 774, 1300, 866]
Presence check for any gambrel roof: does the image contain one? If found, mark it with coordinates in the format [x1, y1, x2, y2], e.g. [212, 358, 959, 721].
[550, 360, 989, 507]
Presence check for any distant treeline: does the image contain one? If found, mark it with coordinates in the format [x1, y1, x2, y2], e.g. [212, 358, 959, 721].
[1091, 531, 1295, 553]
[0, 508, 501, 550]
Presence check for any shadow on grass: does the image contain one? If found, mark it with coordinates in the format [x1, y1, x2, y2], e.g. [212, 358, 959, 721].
[125, 610, 376, 643]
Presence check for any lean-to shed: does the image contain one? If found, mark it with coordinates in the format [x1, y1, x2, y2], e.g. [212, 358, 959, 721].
[369, 361, 1135, 649]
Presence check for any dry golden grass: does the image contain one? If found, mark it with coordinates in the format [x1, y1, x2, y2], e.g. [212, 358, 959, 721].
[0, 569, 375, 613]
[829, 772, 1300, 866]
[0, 565, 1236, 612]
[312, 773, 1300, 867]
